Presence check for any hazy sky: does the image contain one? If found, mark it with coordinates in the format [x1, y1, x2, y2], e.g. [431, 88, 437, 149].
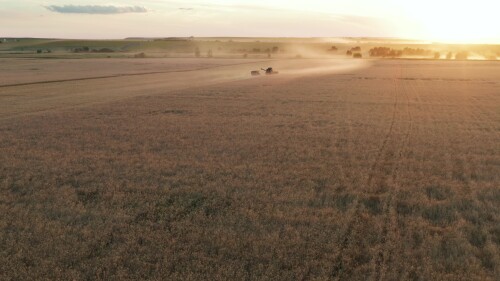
[1, 0, 499, 43]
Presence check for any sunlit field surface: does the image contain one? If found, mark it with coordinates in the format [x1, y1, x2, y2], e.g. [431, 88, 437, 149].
[0, 55, 499, 280]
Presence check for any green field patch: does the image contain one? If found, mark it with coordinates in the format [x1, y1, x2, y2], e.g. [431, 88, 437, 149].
[362, 195, 383, 215]
[425, 185, 454, 201]
[135, 192, 231, 225]
[422, 204, 457, 225]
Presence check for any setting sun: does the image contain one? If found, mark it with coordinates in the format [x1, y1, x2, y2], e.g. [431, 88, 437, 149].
[399, 0, 500, 43]
[1, 0, 499, 42]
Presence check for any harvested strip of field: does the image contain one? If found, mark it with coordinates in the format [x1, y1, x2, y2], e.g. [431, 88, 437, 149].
[0, 58, 261, 86]
[0, 58, 367, 119]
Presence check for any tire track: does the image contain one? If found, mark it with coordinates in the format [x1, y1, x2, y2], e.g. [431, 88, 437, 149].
[372, 63, 414, 281]
[330, 62, 402, 280]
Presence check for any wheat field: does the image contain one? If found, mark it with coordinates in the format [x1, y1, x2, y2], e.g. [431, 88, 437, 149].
[0, 57, 499, 280]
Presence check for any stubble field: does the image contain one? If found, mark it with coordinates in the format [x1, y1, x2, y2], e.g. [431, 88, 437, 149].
[0, 57, 499, 280]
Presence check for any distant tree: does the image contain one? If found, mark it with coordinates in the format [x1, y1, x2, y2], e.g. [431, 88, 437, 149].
[272, 46, 279, 53]
[455, 51, 469, 60]
[90, 48, 110, 53]
[369, 47, 402, 58]
[74, 46, 92, 53]
[195, 47, 201, 58]
[402, 47, 432, 56]
[353, 53, 362, 58]
[434, 52, 441, 59]
[446, 52, 453, 60]
[351, 46, 361, 52]
[36, 49, 42, 54]
[369, 47, 384, 57]
[330, 46, 338, 51]
[346, 50, 353, 56]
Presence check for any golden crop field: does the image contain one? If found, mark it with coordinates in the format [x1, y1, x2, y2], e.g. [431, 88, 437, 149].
[0, 53, 499, 280]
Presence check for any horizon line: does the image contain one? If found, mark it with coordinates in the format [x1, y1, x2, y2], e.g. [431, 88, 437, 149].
[2, 36, 499, 45]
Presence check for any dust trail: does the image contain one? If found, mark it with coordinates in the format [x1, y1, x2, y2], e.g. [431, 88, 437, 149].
[0, 58, 372, 120]
[251, 59, 371, 78]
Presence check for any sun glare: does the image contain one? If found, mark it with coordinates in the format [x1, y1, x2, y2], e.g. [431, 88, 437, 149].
[423, 13, 496, 44]
[401, 0, 499, 43]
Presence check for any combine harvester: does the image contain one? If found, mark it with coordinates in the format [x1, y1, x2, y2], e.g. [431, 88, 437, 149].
[251, 67, 279, 76]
